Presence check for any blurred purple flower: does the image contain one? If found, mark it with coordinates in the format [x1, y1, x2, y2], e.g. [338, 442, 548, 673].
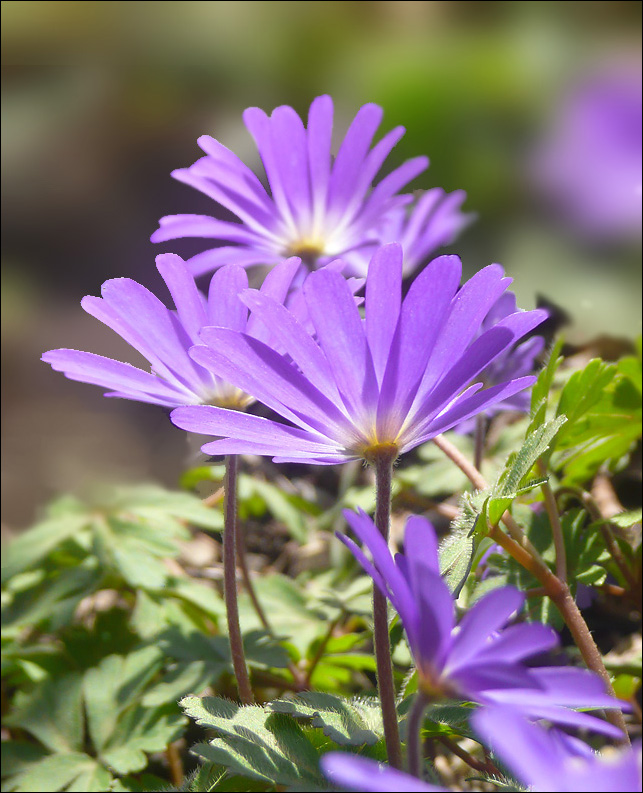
[378, 188, 473, 276]
[455, 291, 546, 433]
[473, 708, 642, 792]
[534, 69, 642, 240]
[321, 717, 641, 792]
[338, 509, 627, 737]
[42, 254, 299, 408]
[152, 96, 436, 276]
[170, 243, 545, 464]
[321, 753, 445, 792]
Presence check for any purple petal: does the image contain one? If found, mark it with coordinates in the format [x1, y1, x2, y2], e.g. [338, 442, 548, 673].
[358, 157, 429, 229]
[321, 752, 442, 792]
[474, 623, 560, 664]
[307, 95, 333, 223]
[156, 253, 208, 344]
[528, 667, 628, 710]
[376, 254, 462, 439]
[206, 265, 249, 331]
[240, 290, 340, 401]
[42, 350, 194, 405]
[269, 105, 312, 228]
[170, 405, 339, 454]
[152, 214, 265, 245]
[413, 568, 456, 667]
[402, 515, 440, 576]
[364, 243, 403, 384]
[303, 269, 378, 418]
[446, 586, 524, 672]
[452, 662, 542, 695]
[192, 330, 352, 440]
[186, 247, 281, 276]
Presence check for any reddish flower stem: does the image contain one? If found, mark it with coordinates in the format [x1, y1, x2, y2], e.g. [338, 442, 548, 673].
[432, 434, 630, 742]
[373, 453, 403, 769]
[223, 455, 254, 705]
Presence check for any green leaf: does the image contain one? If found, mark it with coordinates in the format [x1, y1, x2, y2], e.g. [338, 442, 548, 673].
[83, 647, 164, 754]
[182, 697, 325, 788]
[6, 673, 84, 753]
[486, 416, 566, 525]
[439, 527, 475, 597]
[609, 509, 642, 529]
[4, 752, 104, 793]
[269, 692, 383, 746]
[1, 514, 89, 583]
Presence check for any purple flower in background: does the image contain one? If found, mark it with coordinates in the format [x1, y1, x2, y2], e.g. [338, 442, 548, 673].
[152, 96, 430, 275]
[321, 753, 445, 792]
[378, 188, 473, 276]
[534, 68, 642, 240]
[455, 291, 546, 433]
[339, 509, 626, 737]
[42, 254, 299, 408]
[170, 243, 546, 464]
[473, 708, 642, 792]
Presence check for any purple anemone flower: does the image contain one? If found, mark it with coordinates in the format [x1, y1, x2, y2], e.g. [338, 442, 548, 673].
[378, 188, 473, 277]
[170, 243, 546, 465]
[454, 291, 546, 433]
[533, 69, 642, 240]
[338, 509, 627, 737]
[321, 753, 445, 792]
[151, 96, 430, 276]
[42, 254, 299, 409]
[473, 708, 642, 792]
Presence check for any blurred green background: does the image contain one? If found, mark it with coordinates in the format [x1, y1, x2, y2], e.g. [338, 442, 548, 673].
[2, 1, 641, 527]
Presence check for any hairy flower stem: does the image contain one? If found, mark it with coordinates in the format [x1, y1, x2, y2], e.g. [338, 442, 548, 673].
[540, 476, 567, 581]
[373, 454, 403, 769]
[223, 455, 254, 705]
[432, 434, 630, 741]
[407, 691, 429, 778]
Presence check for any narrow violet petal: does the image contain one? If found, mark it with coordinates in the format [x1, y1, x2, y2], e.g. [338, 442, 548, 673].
[356, 156, 429, 229]
[170, 405, 338, 452]
[240, 290, 341, 401]
[94, 279, 204, 387]
[245, 256, 303, 343]
[270, 105, 312, 228]
[307, 95, 333, 224]
[186, 247, 281, 277]
[336, 533, 403, 614]
[303, 268, 378, 419]
[445, 586, 525, 672]
[328, 103, 383, 217]
[341, 509, 415, 614]
[156, 253, 208, 344]
[196, 134, 272, 208]
[364, 242, 403, 384]
[452, 663, 542, 696]
[402, 515, 441, 577]
[192, 330, 354, 440]
[376, 254, 462, 440]
[416, 264, 511, 400]
[152, 214, 266, 245]
[474, 623, 560, 665]
[206, 265, 249, 331]
[42, 349, 195, 405]
[528, 667, 627, 709]
[321, 752, 442, 793]
[408, 376, 536, 446]
[472, 708, 560, 791]
[243, 106, 297, 234]
[413, 567, 456, 668]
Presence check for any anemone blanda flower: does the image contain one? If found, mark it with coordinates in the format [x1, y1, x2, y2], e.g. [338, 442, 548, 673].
[473, 708, 642, 792]
[533, 68, 642, 240]
[454, 291, 546, 433]
[151, 96, 433, 276]
[170, 243, 546, 465]
[320, 721, 641, 792]
[42, 254, 299, 409]
[338, 509, 626, 737]
[378, 188, 473, 276]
